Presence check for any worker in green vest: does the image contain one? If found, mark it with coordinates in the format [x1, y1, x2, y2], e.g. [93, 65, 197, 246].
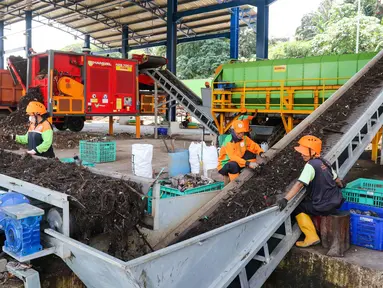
[277, 135, 345, 248]
[10, 101, 55, 158]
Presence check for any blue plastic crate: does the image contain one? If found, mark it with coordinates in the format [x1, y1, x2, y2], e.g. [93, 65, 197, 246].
[147, 182, 224, 213]
[217, 82, 235, 89]
[340, 201, 383, 251]
[342, 178, 383, 207]
[79, 140, 116, 163]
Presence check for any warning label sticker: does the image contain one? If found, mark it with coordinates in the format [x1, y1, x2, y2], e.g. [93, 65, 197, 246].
[116, 63, 133, 72]
[273, 65, 287, 72]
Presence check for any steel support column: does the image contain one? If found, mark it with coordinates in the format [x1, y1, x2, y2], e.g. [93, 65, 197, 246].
[122, 24, 129, 59]
[167, 0, 177, 121]
[230, 7, 240, 59]
[83, 34, 90, 54]
[25, 10, 32, 57]
[256, 1, 269, 59]
[0, 21, 4, 69]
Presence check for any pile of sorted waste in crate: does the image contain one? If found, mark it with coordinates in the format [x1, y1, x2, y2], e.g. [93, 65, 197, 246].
[146, 174, 224, 213]
[163, 174, 217, 192]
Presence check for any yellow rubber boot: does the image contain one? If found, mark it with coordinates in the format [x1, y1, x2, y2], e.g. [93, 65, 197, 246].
[223, 175, 230, 186]
[295, 213, 320, 247]
[228, 173, 239, 181]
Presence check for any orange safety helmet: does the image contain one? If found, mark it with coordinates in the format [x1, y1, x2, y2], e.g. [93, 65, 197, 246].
[294, 135, 322, 157]
[26, 101, 47, 115]
[232, 120, 247, 134]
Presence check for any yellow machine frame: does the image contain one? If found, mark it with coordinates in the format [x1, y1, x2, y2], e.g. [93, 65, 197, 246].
[211, 77, 347, 135]
[212, 77, 383, 163]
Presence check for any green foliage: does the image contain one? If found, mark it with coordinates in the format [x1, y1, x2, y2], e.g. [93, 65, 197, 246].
[176, 39, 230, 79]
[269, 41, 312, 59]
[149, 39, 230, 79]
[296, 0, 336, 40]
[239, 28, 257, 59]
[277, 0, 383, 59]
[311, 15, 383, 55]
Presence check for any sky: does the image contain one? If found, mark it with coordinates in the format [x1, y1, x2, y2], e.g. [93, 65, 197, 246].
[269, 0, 322, 38]
[2, 0, 322, 57]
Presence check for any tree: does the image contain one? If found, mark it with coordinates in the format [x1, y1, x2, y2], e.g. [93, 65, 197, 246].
[150, 39, 230, 79]
[269, 41, 312, 59]
[344, 0, 382, 18]
[311, 15, 383, 55]
[239, 28, 257, 59]
[176, 39, 230, 79]
[296, 0, 336, 40]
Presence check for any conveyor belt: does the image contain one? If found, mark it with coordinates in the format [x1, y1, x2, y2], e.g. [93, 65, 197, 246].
[138, 55, 167, 69]
[145, 68, 218, 135]
[7, 56, 27, 90]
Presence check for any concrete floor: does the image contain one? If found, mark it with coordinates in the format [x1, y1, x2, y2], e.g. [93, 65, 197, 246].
[55, 138, 219, 179]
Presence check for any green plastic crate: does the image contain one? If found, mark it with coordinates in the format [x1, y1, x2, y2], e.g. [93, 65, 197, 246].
[342, 178, 383, 208]
[147, 181, 224, 213]
[79, 140, 116, 163]
[60, 158, 95, 167]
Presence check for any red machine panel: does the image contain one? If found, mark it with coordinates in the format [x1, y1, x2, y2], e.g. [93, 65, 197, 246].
[85, 55, 138, 115]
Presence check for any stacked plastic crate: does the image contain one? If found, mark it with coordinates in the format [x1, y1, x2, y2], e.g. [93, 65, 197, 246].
[341, 178, 383, 250]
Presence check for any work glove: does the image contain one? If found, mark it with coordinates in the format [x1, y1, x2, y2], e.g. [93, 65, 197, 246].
[248, 162, 260, 170]
[277, 198, 288, 211]
[27, 149, 36, 155]
[259, 152, 267, 158]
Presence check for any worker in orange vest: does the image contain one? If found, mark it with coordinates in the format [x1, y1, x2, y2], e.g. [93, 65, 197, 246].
[10, 101, 55, 158]
[217, 120, 265, 185]
[277, 135, 345, 247]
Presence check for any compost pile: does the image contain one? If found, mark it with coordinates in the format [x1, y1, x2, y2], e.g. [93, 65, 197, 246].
[0, 87, 44, 150]
[186, 57, 383, 238]
[0, 150, 149, 260]
[0, 87, 44, 135]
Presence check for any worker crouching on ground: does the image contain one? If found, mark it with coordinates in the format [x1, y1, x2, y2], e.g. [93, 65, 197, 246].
[218, 120, 265, 185]
[182, 112, 191, 128]
[10, 101, 55, 158]
[277, 135, 345, 248]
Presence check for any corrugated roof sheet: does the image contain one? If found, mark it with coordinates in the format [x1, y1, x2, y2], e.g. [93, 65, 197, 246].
[0, 0, 257, 49]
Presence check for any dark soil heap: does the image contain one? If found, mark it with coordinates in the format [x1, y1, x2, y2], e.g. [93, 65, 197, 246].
[0, 87, 44, 149]
[0, 150, 148, 260]
[186, 57, 383, 238]
[0, 87, 44, 134]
